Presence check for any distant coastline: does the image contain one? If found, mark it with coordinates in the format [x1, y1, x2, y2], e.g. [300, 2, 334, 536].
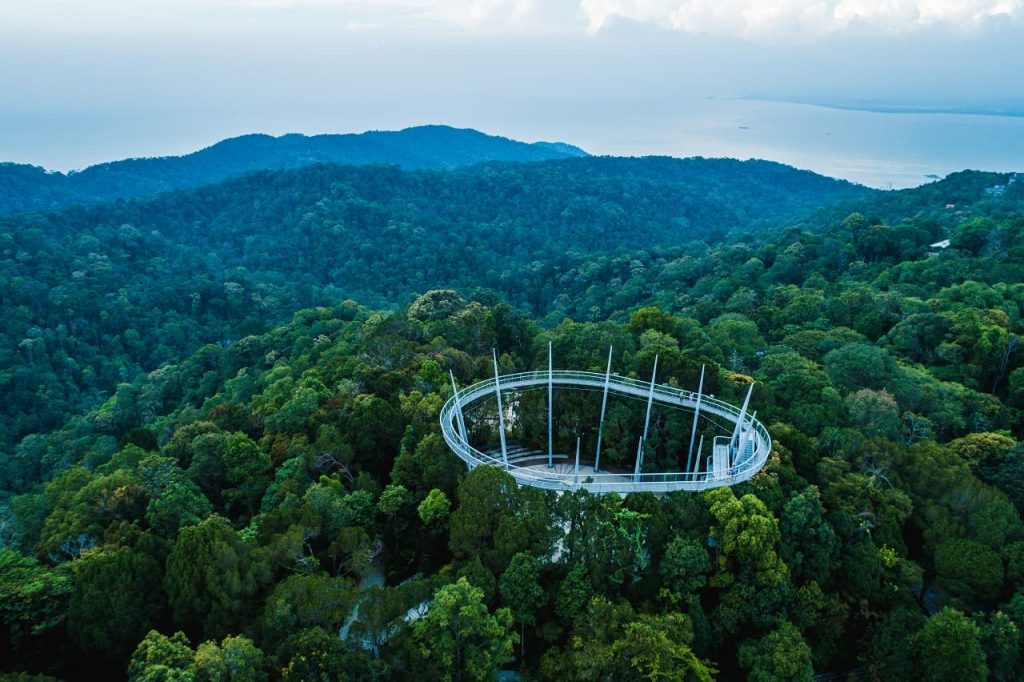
[739, 95, 1024, 119]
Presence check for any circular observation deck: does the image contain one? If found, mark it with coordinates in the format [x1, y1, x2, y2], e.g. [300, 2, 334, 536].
[440, 359, 771, 495]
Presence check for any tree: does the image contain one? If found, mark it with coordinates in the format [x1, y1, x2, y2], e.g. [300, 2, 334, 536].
[779, 486, 838, 584]
[628, 306, 680, 337]
[706, 488, 787, 588]
[67, 546, 165, 659]
[192, 635, 265, 682]
[948, 432, 1016, 467]
[862, 607, 923, 681]
[449, 466, 550, 574]
[498, 552, 544, 659]
[786, 581, 848, 670]
[38, 467, 147, 560]
[978, 612, 1021, 681]
[933, 539, 1003, 602]
[824, 343, 893, 391]
[407, 290, 466, 322]
[390, 434, 464, 500]
[128, 630, 195, 682]
[979, 445, 1024, 513]
[220, 433, 270, 516]
[456, 558, 497, 607]
[0, 548, 71, 645]
[262, 574, 359, 647]
[844, 388, 901, 440]
[542, 598, 713, 682]
[539, 595, 635, 679]
[658, 536, 709, 604]
[609, 613, 715, 682]
[277, 627, 351, 681]
[164, 516, 269, 640]
[738, 621, 813, 682]
[377, 484, 412, 518]
[554, 562, 593, 624]
[914, 607, 987, 682]
[418, 489, 452, 526]
[413, 577, 516, 682]
[146, 481, 213, 538]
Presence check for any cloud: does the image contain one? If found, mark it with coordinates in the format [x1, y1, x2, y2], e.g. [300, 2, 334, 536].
[3, 0, 1019, 41]
[239, 0, 1024, 39]
[578, 0, 1024, 39]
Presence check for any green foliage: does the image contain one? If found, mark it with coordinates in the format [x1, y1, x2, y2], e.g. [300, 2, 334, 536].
[542, 597, 713, 681]
[0, 156, 868, 460]
[146, 481, 213, 538]
[277, 626, 351, 681]
[261, 574, 359, 647]
[128, 631, 195, 682]
[0, 548, 71, 643]
[607, 613, 715, 682]
[779, 486, 838, 584]
[2, 161, 1024, 679]
[418, 489, 452, 526]
[413, 577, 516, 682]
[164, 516, 270, 640]
[554, 562, 593, 624]
[707, 488, 787, 588]
[498, 552, 545, 658]
[979, 611, 1022, 681]
[449, 467, 550, 574]
[738, 621, 814, 682]
[67, 546, 165, 658]
[913, 607, 988, 682]
[192, 635, 265, 682]
[658, 536, 710, 604]
[933, 539, 1004, 602]
[220, 433, 271, 516]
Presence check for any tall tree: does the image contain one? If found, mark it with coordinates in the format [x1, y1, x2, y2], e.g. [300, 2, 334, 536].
[67, 546, 165, 659]
[498, 552, 545, 659]
[914, 607, 988, 682]
[413, 577, 516, 682]
[164, 516, 269, 640]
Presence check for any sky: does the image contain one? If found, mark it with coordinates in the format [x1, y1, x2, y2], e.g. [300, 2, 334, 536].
[1, 0, 1022, 183]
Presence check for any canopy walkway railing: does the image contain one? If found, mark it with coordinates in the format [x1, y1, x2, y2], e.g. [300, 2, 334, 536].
[440, 369, 771, 494]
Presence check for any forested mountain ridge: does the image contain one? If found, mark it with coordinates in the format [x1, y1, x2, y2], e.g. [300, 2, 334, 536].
[0, 156, 872, 452]
[798, 169, 1023, 232]
[0, 125, 587, 214]
[1, 244, 1022, 678]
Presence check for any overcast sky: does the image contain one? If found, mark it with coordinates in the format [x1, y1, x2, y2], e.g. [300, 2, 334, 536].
[1, 0, 1022, 174]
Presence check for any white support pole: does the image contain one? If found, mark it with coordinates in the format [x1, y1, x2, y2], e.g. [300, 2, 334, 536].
[492, 349, 509, 470]
[730, 383, 754, 456]
[548, 341, 554, 469]
[449, 370, 469, 445]
[634, 355, 659, 481]
[593, 346, 613, 473]
[574, 437, 581, 484]
[739, 410, 757, 463]
[633, 436, 645, 481]
[686, 364, 705, 475]
[697, 434, 704, 472]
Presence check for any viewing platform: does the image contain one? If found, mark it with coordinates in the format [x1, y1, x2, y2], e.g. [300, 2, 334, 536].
[440, 346, 772, 494]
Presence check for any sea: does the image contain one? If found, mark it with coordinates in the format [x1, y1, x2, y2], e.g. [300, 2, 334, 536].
[570, 97, 1024, 190]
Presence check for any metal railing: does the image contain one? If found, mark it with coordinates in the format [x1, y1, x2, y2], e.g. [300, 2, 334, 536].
[439, 370, 771, 494]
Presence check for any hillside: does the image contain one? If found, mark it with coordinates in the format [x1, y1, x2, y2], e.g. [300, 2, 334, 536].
[0, 156, 871, 452]
[1, 200, 1021, 677]
[0, 125, 588, 214]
